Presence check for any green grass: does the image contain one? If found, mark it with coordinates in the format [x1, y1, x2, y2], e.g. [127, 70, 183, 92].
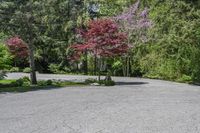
[53, 81, 86, 87]
[0, 86, 49, 93]
[0, 79, 87, 93]
[0, 79, 16, 84]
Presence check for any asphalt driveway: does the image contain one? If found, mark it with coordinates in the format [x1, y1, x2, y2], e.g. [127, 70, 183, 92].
[0, 73, 200, 133]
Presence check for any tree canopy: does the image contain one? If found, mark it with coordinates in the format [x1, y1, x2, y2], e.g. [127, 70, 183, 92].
[1, 0, 200, 83]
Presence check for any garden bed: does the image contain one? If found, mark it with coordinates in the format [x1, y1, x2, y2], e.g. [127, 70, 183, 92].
[0, 77, 86, 93]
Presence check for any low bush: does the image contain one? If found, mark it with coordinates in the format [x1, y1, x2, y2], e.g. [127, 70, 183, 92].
[48, 64, 72, 74]
[0, 76, 31, 88]
[0, 43, 12, 70]
[38, 80, 53, 86]
[85, 78, 97, 84]
[23, 67, 31, 73]
[177, 75, 192, 83]
[21, 76, 30, 86]
[38, 80, 48, 86]
[48, 64, 61, 73]
[15, 78, 24, 86]
[98, 80, 115, 86]
[10, 67, 20, 72]
[46, 80, 53, 85]
[103, 80, 115, 86]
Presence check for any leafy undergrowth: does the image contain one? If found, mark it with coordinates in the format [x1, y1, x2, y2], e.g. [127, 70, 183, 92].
[143, 74, 194, 84]
[0, 77, 86, 93]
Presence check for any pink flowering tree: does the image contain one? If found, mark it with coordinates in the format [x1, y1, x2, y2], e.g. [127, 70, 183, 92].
[114, 0, 152, 76]
[115, 0, 152, 44]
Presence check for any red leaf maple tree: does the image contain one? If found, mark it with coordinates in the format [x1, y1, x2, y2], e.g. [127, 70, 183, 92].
[6, 36, 29, 59]
[71, 19, 129, 60]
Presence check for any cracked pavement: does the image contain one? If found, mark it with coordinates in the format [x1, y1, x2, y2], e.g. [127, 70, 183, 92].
[0, 73, 200, 133]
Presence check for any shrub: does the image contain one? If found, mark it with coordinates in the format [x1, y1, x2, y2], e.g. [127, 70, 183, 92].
[48, 64, 60, 73]
[38, 80, 53, 86]
[10, 67, 20, 72]
[23, 67, 31, 73]
[48, 64, 66, 74]
[98, 80, 115, 86]
[46, 80, 53, 85]
[14, 78, 24, 86]
[63, 67, 71, 73]
[112, 60, 123, 76]
[85, 78, 97, 84]
[177, 75, 192, 83]
[22, 76, 30, 82]
[38, 80, 47, 86]
[10, 77, 30, 87]
[0, 43, 12, 70]
[21, 76, 30, 86]
[104, 80, 115, 86]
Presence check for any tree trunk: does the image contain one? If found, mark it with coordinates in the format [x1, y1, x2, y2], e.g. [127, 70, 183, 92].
[98, 69, 101, 81]
[129, 56, 132, 77]
[127, 56, 130, 77]
[94, 54, 97, 75]
[122, 57, 126, 77]
[83, 51, 88, 75]
[28, 44, 37, 85]
[98, 57, 101, 81]
[126, 31, 131, 77]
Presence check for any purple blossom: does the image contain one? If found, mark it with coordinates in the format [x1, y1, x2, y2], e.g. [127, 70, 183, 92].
[138, 19, 152, 28]
[140, 8, 148, 18]
[114, 0, 152, 44]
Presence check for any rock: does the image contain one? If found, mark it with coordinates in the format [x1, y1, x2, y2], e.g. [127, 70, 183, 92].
[90, 83, 100, 86]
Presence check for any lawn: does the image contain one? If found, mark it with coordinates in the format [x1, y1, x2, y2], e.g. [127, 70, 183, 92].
[0, 79, 16, 84]
[0, 79, 86, 93]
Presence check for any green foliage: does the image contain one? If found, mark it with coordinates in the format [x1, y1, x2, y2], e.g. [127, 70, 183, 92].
[0, 43, 12, 70]
[48, 64, 61, 73]
[0, 76, 30, 88]
[15, 78, 24, 86]
[130, 0, 200, 82]
[0, 79, 15, 84]
[177, 75, 192, 83]
[21, 76, 31, 86]
[38, 80, 52, 86]
[98, 0, 133, 16]
[10, 76, 31, 87]
[9, 67, 20, 72]
[99, 80, 115, 86]
[0, 79, 16, 88]
[0, 79, 21, 88]
[1, 0, 200, 84]
[0, 78, 86, 93]
[53, 80, 85, 87]
[48, 64, 70, 74]
[23, 67, 31, 73]
[112, 60, 123, 76]
[46, 80, 53, 85]
[85, 78, 97, 84]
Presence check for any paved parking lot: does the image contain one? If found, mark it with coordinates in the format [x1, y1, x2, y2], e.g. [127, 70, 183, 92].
[0, 73, 200, 133]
